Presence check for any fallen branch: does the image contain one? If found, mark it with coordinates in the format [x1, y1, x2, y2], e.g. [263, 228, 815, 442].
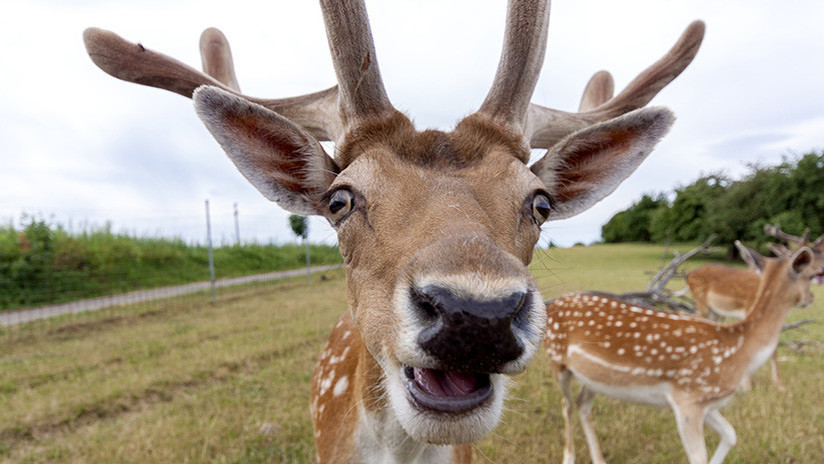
[780, 340, 819, 354]
[781, 319, 818, 332]
[645, 234, 717, 294]
[615, 235, 717, 313]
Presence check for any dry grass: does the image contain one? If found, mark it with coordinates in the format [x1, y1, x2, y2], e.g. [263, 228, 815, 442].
[1, 244, 822, 463]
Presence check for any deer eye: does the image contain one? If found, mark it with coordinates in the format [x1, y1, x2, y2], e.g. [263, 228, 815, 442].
[328, 188, 354, 222]
[531, 193, 552, 225]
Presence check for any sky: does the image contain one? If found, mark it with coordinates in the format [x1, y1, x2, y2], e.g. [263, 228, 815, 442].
[2, 0, 823, 248]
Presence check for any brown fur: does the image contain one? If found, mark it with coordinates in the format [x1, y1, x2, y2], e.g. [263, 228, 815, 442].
[546, 247, 817, 464]
[686, 264, 760, 319]
[336, 112, 529, 170]
[312, 312, 472, 464]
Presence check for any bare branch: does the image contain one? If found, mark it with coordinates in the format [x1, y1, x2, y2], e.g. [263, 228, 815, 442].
[645, 234, 716, 293]
[781, 319, 818, 332]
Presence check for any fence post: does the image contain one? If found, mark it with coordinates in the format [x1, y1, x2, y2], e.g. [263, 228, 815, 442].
[233, 202, 240, 246]
[305, 237, 311, 283]
[205, 199, 217, 304]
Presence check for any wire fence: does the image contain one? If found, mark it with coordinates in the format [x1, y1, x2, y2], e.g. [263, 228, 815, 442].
[0, 204, 346, 339]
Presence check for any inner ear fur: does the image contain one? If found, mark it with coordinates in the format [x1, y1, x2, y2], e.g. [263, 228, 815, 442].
[530, 107, 674, 220]
[194, 86, 339, 216]
[790, 247, 814, 277]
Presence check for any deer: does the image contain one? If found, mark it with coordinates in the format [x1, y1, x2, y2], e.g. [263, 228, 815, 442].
[686, 225, 824, 390]
[545, 241, 819, 464]
[83, 1, 704, 462]
[764, 224, 824, 285]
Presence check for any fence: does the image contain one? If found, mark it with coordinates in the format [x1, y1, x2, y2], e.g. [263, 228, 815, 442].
[0, 203, 345, 338]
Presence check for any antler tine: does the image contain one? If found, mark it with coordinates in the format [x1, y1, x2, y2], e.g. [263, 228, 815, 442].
[764, 224, 811, 246]
[319, 0, 395, 127]
[478, 0, 550, 136]
[200, 28, 240, 92]
[768, 243, 793, 258]
[526, 20, 705, 149]
[83, 27, 342, 142]
[578, 70, 615, 112]
[84, 27, 229, 98]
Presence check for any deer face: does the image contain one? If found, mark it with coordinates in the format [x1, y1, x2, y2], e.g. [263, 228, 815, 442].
[739, 240, 819, 309]
[192, 86, 676, 443]
[326, 117, 549, 443]
[194, 83, 679, 448]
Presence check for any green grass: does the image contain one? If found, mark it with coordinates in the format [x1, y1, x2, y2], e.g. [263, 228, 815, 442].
[1, 244, 822, 463]
[0, 218, 341, 311]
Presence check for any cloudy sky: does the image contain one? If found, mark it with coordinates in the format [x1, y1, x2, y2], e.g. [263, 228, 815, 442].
[2, 0, 823, 247]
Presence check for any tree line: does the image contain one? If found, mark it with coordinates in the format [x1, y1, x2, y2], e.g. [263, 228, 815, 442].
[601, 151, 824, 257]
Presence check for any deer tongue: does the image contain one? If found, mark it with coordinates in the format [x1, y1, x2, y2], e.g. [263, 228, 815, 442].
[414, 368, 480, 397]
[406, 366, 493, 413]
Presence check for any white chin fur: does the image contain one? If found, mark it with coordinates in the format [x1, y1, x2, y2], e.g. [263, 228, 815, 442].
[384, 363, 507, 444]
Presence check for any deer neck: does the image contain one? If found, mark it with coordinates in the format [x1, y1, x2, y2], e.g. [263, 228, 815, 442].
[315, 313, 461, 464]
[355, 337, 464, 463]
[730, 267, 796, 370]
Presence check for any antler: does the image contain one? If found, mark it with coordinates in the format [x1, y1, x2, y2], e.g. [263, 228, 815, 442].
[83, 27, 343, 142]
[478, 0, 550, 135]
[199, 28, 240, 92]
[526, 20, 705, 148]
[764, 224, 812, 246]
[84, 0, 396, 145]
[319, 0, 394, 124]
[578, 70, 615, 112]
[768, 243, 794, 258]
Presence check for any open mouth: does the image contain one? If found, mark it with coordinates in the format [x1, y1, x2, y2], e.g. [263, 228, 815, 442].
[404, 365, 493, 413]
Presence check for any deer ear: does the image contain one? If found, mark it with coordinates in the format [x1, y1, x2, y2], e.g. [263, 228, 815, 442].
[790, 246, 814, 278]
[735, 240, 765, 274]
[530, 107, 674, 220]
[194, 86, 339, 216]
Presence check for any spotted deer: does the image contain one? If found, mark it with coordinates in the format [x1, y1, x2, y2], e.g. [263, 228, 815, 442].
[686, 225, 824, 389]
[689, 225, 823, 321]
[546, 241, 819, 464]
[84, 1, 703, 462]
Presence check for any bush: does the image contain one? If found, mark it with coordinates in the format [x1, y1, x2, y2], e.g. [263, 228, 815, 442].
[0, 216, 341, 311]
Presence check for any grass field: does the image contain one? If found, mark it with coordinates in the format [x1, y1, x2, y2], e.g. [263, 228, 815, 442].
[0, 217, 341, 311]
[1, 244, 822, 463]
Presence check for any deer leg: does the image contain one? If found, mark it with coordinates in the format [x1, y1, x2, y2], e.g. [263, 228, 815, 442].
[739, 373, 753, 392]
[704, 409, 737, 464]
[670, 399, 709, 464]
[558, 370, 577, 464]
[576, 386, 607, 464]
[769, 351, 786, 391]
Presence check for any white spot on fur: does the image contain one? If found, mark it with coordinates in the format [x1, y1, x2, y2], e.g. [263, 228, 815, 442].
[333, 375, 349, 397]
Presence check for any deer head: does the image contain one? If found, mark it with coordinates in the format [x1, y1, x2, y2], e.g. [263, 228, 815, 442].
[765, 223, 824, 284]
[84, 0, 703, 451]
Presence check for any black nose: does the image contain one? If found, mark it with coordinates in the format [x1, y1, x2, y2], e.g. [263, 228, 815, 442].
[410, 285, 529, 373]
